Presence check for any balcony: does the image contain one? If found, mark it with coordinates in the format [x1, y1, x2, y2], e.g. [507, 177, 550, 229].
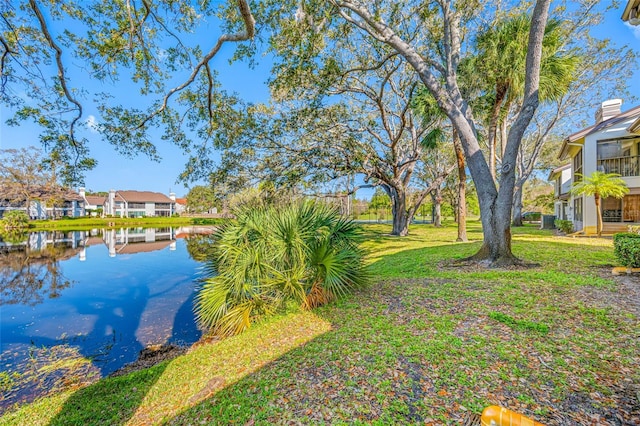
[597, 155, 640, 177]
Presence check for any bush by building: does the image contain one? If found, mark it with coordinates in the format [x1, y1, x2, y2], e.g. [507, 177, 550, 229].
[554, 219, 573, 234]
[613, 233, 640, 268]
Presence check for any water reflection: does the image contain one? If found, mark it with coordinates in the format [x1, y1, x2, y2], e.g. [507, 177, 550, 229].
[0, 231, 81, 306]
[0, 227, 210, 412]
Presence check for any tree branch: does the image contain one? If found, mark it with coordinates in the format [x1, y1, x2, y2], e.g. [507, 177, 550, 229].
[135, 0, 256, 129]
[0, 35, 16, 90]
[29, 0, 83, 147]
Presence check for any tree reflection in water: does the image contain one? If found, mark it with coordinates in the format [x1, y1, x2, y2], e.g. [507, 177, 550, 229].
[184, 233, 217, 263]
[0, 232, 77, 306]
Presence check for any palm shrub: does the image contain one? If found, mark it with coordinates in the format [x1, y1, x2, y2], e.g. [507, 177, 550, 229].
[196, 201, 369, 337]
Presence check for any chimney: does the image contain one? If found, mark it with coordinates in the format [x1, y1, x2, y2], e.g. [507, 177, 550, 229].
[169, 192, 176, 202]
[108, 189, 116, 216]
[595, 99, 622, 124]
[78, 187, 85, 197]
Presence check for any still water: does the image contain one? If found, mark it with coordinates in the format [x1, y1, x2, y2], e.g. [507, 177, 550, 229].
[0, 227, 211, 411]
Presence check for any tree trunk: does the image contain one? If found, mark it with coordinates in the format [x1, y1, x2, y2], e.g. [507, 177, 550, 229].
[390, 189, 409, 236]
[511, 184, 524, 226]
[453, 131, 467, 242]
[432, 189, 442, 227]
[468, 201, 517, 266]
[344, 0, 552, 265]
[488, 84, 508, 182]
[500, 115, 508, 158]
[595, 194, 602, 237]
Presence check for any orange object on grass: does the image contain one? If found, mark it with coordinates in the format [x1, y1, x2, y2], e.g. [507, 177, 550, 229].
[480, 405, 545, 426]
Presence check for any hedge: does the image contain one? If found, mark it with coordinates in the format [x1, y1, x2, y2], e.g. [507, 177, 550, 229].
[554, 219, 573, 234]
[613, 233, 640, 268]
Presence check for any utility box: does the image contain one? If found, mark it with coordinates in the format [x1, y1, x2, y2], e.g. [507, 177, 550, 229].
[541, 215, 556, 229]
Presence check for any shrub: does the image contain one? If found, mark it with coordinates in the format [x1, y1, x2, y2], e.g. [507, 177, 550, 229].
[613, 233, 640, 268]
[522, 211, 541, 222]
[196, 201, 369, 337]
[191, 218, 224, 225]
[1, 210, 29, 229]
[628, 225, 640, 235]
[554, 219, 573, 234]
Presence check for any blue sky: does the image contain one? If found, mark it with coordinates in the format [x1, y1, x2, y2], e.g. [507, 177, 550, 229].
[1, 4, 639, 198]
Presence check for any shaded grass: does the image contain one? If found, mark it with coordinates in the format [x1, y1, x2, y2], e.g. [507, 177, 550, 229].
[1, 221, 638, 425]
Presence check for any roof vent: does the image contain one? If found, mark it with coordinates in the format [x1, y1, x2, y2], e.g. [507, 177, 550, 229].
[595, 99, 622, 124]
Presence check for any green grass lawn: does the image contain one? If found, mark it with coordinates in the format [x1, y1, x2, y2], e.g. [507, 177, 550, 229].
[24, 216, 224, 231]
[2, 221, 638, 425]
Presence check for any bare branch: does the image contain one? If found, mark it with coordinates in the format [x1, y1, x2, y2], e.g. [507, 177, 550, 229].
[0, 35, 16, 89]
[205, 62, 215, 122]
[140, 0, 193, 68]
[28, 0, 83, 147]
[135, 0, 255, 129]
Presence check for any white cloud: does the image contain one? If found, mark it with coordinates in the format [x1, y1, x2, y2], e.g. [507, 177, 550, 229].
[85, 115, 99, 133]
[624, 22, 640, 40]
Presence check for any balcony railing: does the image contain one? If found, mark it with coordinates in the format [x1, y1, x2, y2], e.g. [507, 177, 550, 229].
[597, 155, 640, 177]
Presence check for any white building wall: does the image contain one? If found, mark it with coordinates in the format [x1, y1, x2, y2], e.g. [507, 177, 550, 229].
[624, 176, 640, 188]
[560, 168, 572, 194]
[575, 115, 640, 233]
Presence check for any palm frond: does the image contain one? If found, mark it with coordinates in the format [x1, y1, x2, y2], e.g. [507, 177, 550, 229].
[195, 201, 368, 337]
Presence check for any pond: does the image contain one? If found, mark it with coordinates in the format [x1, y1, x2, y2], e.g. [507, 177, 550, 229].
[0, 227, 214, 412]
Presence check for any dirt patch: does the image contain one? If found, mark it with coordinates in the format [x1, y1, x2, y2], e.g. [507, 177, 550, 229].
[580, 268, 640, 318]
[109, 344, 187, 377]
[438, 258, 540, 272]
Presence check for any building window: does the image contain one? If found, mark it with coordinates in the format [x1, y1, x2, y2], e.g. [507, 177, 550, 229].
[597, 141, 622, 160]
[597, 138, 640, 176]
[573, 149, 583, 182]
[573, 197, 583, 222]
[128, 202, 145, 209]
[601, 195, 640, 223]
[602, 197, 622, 222]
[623, 195, 640, 223]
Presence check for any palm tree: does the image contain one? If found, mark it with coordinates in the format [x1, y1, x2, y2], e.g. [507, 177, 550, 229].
[474, 14, 578, 181]
[196, 201, 368, 337]
[412, 89, 468, 241]
[571, 172, 629, 236]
